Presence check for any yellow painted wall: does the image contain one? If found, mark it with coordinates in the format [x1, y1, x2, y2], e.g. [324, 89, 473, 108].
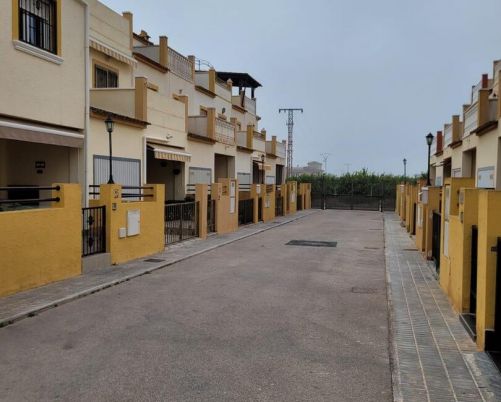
[262, 186, 275, 223]
[96, 184, 165, 265]
[476, 190, 501, 350]
[0, 184, 81, 297]
[212, 179, 239, 234]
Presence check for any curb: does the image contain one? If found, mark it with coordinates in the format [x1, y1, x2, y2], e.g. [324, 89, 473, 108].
[383, 213, 403, 402]
[0, 210, 318, 329]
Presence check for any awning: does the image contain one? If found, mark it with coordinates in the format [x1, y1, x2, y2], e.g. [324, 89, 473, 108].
[147, 144, 191, 162]
[0, 118, 84, 148]
[89, 38, 137, 67]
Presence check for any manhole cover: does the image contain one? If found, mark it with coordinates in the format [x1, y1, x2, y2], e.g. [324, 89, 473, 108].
[286, 240, 337, 248]
[144, 258, 165, 263]
[351, 287, 379, 294]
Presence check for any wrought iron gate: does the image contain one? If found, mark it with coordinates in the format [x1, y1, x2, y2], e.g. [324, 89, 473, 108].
[165, 201, 199, 245]
[238, 198, 254, 225]
[82, 206, 106, 257]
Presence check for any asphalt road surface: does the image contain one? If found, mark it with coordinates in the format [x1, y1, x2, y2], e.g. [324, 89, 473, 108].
[0, 210, 392, 401]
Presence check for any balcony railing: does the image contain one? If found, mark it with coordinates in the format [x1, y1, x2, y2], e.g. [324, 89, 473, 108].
[168, 47, 193, 82]
[236, 131, 248, 148]
[444, 124, 452, 147]
[215, 118, 235, 145]
[463, 103, 478, 138]
[188, 116, 209, 138]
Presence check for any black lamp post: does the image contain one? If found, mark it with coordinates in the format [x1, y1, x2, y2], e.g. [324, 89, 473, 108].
[426, 132, 434, 186]
[403, 158, 407, 183]
[105, 115, 115, 184]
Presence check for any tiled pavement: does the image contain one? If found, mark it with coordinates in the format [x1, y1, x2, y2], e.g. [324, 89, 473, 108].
[385, 212, 501, 401]
[0, 210, 316, 328]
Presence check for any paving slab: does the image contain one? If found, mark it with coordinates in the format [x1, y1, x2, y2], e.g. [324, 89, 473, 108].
[384, 212, 501, 401]
[0, 210, 316, 328]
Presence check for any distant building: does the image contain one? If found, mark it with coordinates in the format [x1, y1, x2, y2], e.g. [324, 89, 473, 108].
[292, 161, 324, 176]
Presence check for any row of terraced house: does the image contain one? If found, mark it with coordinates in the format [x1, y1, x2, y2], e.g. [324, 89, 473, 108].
[396, 59, 501, 362]
[0, 0, 312, 297]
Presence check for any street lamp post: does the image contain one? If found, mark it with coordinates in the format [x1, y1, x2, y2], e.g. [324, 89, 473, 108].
[105, 115, 115, 184]
[426, 133, 434, 186]
[403, 158, 407, 183]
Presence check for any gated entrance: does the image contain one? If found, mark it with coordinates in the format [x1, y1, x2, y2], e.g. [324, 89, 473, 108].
[275, 195, 284, 216]
[297, 195, 303, 210]
[470, 225, 478, 315]
[82, 206, 106, 257]
[432, 211, 441, 272]
[238, 198, 253, 225]
[165, 201, 198, 245]
[412, 203, 417, 235]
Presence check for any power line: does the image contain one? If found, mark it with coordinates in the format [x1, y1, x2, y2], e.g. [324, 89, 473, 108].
[279, 108, 303, 178]
[320, 153, 331, 173]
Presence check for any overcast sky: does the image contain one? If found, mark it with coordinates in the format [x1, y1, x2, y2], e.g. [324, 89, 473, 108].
[102, 0, 501, 176]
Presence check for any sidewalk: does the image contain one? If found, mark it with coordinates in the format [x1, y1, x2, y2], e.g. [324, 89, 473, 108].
[384, 212, 501, 401]
[0, 210, 317, 328]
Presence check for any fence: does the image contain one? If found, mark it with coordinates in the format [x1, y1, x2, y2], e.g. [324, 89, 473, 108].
[311, 182, 396, 212]
[89, 185, 154, 201]
[238, 198, 254, 225]
[0, 185, 61, 211]
[82, 206, 106, 257]
[165, 201, 199, 244]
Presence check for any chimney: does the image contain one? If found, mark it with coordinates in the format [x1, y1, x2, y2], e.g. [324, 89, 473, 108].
[436, 131, 443, 153]
[122, 12, 133, 50]
[482, 73, 489, 89]
[139, 30, 150, 42]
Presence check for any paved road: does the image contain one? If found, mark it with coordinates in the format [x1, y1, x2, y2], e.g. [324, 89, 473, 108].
[0, 211, 391, 402]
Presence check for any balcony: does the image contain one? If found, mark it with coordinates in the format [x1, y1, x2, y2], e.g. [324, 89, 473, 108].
[187, 116, 209, 139]
[463, 103, 478, 138]
[215, 118, 235, 145]
[265, 137, 287, 159]
[236, 129, 267, 152]
[90, 88, 136, 118]
[231, 95, 256, 115]
[188, 112, 236, 145]
[168, 47, 193, 82]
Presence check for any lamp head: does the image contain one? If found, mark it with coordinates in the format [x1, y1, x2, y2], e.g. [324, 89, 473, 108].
[426, 132, 434, 146]
[105, 115, 114, 134]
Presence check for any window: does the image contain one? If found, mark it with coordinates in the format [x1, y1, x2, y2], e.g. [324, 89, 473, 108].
[19, 0, 57, 54]
[94, 65, 118, 88]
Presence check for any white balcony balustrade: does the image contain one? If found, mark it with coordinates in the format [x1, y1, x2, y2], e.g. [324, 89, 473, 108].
[168, 47, 193, 82]
[463, 103, 478, 138]
[215, 118, 235, 145]
[188, 116, 209, 138]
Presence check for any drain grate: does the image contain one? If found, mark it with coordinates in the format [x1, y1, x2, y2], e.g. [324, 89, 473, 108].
[402, 248, 418, 252]
[144, 258, 165, 263]
[286, 240, 337, 248]
[364, 247, 380, 250]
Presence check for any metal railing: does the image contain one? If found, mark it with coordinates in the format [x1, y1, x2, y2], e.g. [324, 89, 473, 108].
[165, 201, 199, 245]
[186, 183, 211, 195]
[89, 185, 154, 201]
[0, 185, 60, 211]
[82, 206, 106, 257]
[238, 183, 251, 192]
[238, 198, 254, 225]
[168, 47, 193, 82]
[215, 118, 235, 145]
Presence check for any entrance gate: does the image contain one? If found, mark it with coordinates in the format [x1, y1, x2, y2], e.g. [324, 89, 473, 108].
[431, 211, 441, 272]
[165, 201, 198, 245]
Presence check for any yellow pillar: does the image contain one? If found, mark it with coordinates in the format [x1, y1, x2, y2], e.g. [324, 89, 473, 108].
[195, 184, 208, 240]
